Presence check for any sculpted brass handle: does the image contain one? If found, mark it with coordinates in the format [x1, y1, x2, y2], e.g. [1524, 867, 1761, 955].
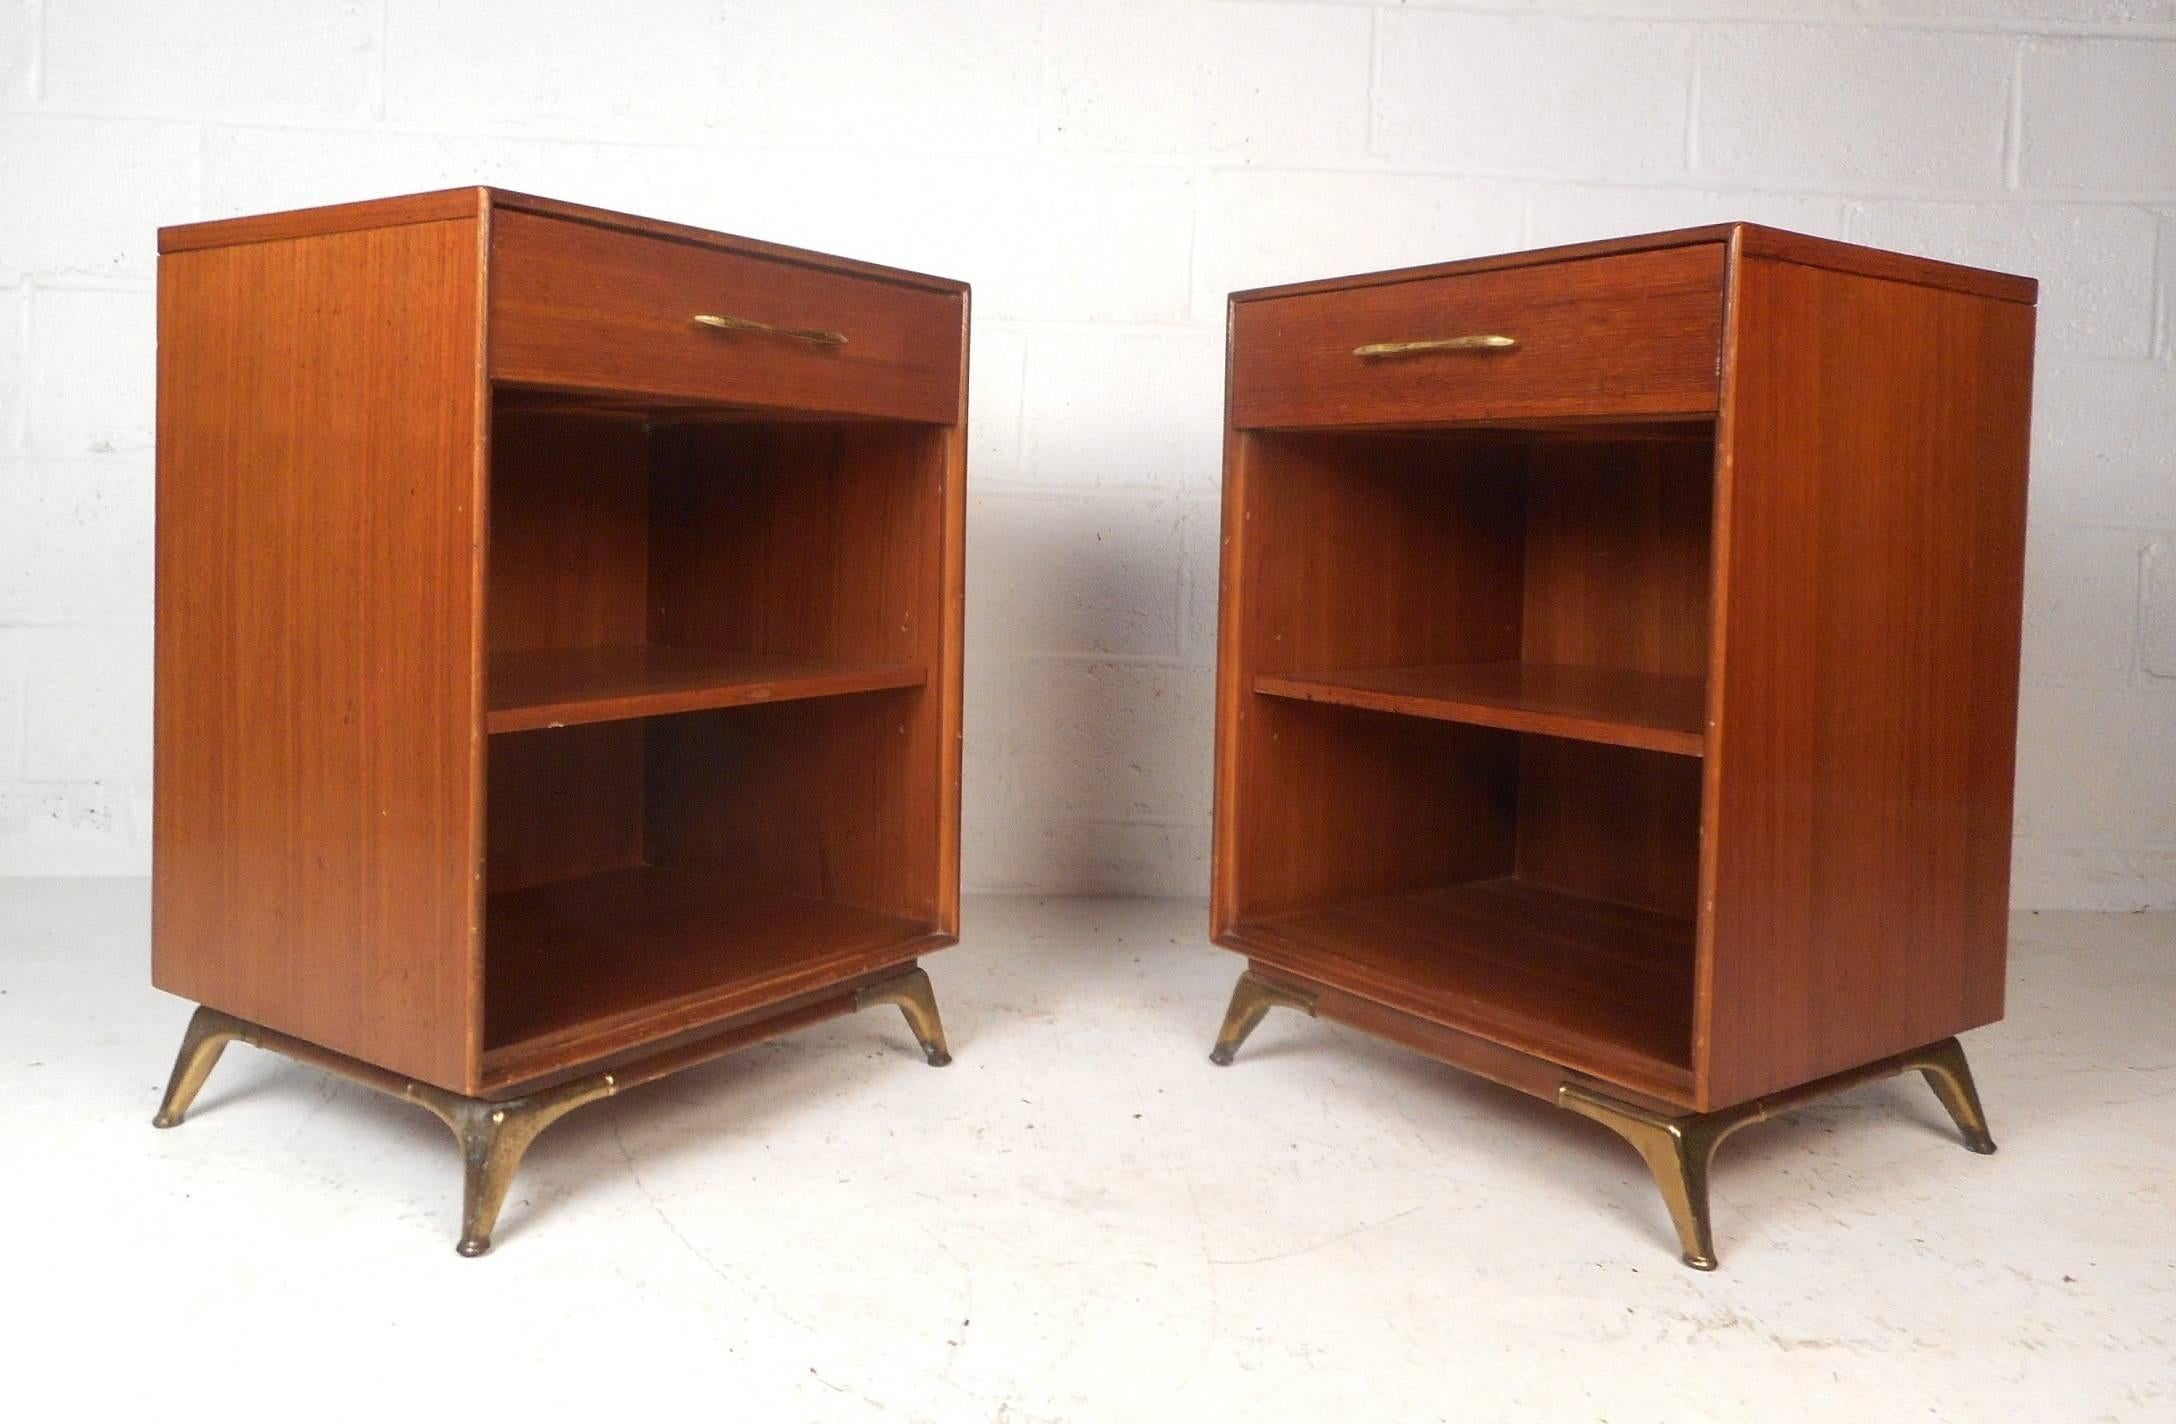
[1353, 334, 1517, 359]
[692, 312, 848, 347]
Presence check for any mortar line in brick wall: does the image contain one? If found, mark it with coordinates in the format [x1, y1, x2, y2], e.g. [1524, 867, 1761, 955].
[1012, 655, 1195, 676]
[2, 671, 22, 780]
[1531, 7, 2176, 43]
[8, 280, 27, 450]
[3, 772, 150, 791]
[2154, 216, 2171, 361]
[2038, 353, 2176, 372]
[2127, 540, 2154, 689]
[2025, 516, 2176, 537]
[2009, 187, 2176, 206]
[190, 122, 207, 214]
[0, 615, 152, 631]
[0, 449, 153, 468]
[2016, 834, 2176, 853]
[970, 812, 1212, 833]
[1682, 26, 1701, 174]
[14, 274, 155, 294]
[25, 0, 43, 102]
[1184, 166, 1204, 312]
[372, 0, 390, 122]
[997, 316, 1216, 334]
[1365, 3, 1380, 158]
[2004, 39, 2025, 193]
[972, 480, 1213, 502]
[86, 113, 2165, 205]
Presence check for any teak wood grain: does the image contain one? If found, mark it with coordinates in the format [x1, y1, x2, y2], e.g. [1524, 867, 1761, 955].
[487, 646, 927, 733]
[1253, 662, 1704, 756]
[1229, 221, 2035, 307]
[156, 190, 968, 1097]
[1211, 221, 2034, 1115]
[1696, 245, 2034, 1107]
[161, 187, 965, 295]
[153, 217, 486, 1090]
[1236, 878, 1695, 1101]
[482, 867, 943, 1087]
[1230, 244, 1726, 429]
[490, 209, 963, 423]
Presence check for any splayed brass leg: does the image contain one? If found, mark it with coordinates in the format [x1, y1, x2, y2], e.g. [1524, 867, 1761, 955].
[857, 966, 952, 1066]
[1209, 969, 1318, 1066]
[1561, 1035, 1997, 1270]
[1915, 1036, 1997, 1154]
[403, 1075, 619, 1257]
[151, 976, 960, 1253]
[1559, 1085, 1734, 1270]
[152, 1005, 250, 1128]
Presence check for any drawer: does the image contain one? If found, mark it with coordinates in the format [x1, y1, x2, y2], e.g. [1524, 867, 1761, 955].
[489, 210, 964, 423]
[1230, 244, 1725, 429]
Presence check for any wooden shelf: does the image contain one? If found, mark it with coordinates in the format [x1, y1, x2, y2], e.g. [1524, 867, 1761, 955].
[1226, 878, 1695, 1099]
[487, 645, 927, 733]
[483, 865, 943, 1085]
[1254, 661, 1705, 757]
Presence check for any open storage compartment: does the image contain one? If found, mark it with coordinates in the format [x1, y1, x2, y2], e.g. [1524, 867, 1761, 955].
[1219, 422, 1714, 1101]
[481, 391, 952, 1087]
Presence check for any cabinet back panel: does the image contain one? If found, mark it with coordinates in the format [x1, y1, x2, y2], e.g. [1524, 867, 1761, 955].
[486, 408, 650, 653]
[643, 693, 937, 922]
[1521, 437, 1714, 679]
[486, 723, 646, 894]
[1230, 701, 1518, 923]
[1516, 737, 1702, 919]
[648, 422, 944, 665]
[153, 218, 484, 1092]
[1233, 432, 1526, 677]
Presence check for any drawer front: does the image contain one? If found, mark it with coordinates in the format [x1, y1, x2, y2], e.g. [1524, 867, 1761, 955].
[490, 211, 964, 423]
[1230, 244, 1725, 429]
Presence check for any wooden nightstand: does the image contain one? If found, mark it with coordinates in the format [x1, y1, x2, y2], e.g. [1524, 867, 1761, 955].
[151, 189, 968, 1254]
[1205, 225, 2034, 1269]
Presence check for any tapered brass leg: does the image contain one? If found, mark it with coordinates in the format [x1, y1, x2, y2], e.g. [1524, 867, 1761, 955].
[403, 1076, 619, 1257]
[152, 976, 962, 1254]
[1915, 1036, 1998, 1154]
[152, 1005, 249, 1128]
[857, 966, 952, 1066]
[1560, 1035, 1997, 1270]
[1559, 1085, 1734, 1269]
[1209, 969, 1318, 1066]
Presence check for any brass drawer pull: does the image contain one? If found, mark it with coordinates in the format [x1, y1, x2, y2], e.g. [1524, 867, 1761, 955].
[692, 312, 848, 347]
[1354, 334, 1517, 359]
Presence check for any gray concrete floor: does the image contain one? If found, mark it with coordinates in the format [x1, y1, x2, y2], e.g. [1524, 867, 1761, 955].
[3, 880, 2169, 1420]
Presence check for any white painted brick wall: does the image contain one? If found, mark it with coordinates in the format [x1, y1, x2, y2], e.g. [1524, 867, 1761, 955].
[1697, 26, 2015, 190]
[2022, 37, 2176, 191]
[1376, 13, 1694, 179]
[1, 0, 2170, 907]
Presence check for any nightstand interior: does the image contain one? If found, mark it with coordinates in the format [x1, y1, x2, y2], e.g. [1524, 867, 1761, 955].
[1223, 421, 1715, 1099]
[480, 389, 951, 1083]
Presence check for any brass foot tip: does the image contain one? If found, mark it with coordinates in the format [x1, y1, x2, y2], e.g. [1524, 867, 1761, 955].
[152, 1112, 183, 1129]
[924, 1047, 953, 1067]
[1967, 1137, 1997, 1155]
[1683, 1254, 1719, 1272]
[456, 1238, 492, 1258]
[1209, 1046, 1236, 1066]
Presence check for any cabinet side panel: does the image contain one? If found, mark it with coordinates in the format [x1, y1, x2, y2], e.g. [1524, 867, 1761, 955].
[153, 219, 484, 1091]
[1701, 255, 2033, 1108]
